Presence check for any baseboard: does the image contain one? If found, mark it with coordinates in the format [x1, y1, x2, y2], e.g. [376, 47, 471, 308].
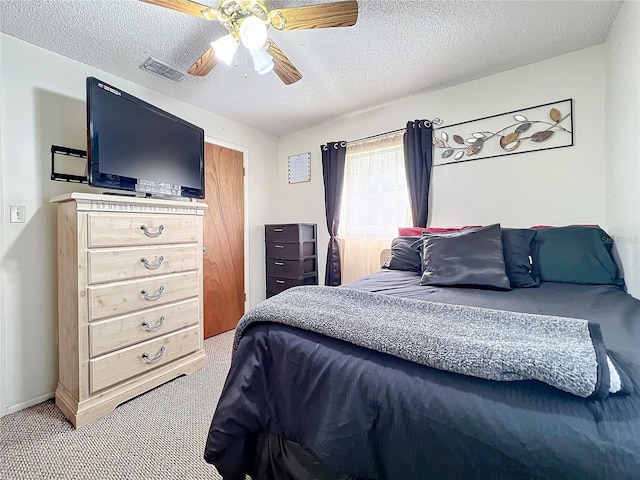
[5, 391, 55, 415]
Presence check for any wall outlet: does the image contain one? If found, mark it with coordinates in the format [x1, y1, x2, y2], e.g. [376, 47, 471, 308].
[10, 205, 26, 223]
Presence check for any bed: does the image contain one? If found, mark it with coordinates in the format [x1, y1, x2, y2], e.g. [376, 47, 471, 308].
[204, 225, 640, 480]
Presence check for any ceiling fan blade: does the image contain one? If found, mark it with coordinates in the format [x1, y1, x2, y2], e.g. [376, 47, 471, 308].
[139, 0, 215, 20]
[269, 0, 358, 30]
[265, 40, 302, 85]
[187, 47, 218, 76]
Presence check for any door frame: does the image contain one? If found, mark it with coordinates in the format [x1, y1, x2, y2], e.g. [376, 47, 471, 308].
[204, 135, 249, 314]
[0, 121, 4, 416]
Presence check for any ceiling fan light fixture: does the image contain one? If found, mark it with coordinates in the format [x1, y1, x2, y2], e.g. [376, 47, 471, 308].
[211, 34, 239, 65]
[249, 47, 274, 75]
[143, 0, 359, 85]
[239, 15, 268, 49]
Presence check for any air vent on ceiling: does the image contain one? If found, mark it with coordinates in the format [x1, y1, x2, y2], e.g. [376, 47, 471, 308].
[140, 57, 186, 82]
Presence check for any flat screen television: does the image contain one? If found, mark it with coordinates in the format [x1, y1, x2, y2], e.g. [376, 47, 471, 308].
[86, 76, 205, 199]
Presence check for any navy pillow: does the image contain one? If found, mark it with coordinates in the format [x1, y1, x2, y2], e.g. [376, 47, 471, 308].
[534, 226, 623, 286]
[420, 224, 511, 291]
[383, 236, 422, 272]
[501, 228, 539, 288]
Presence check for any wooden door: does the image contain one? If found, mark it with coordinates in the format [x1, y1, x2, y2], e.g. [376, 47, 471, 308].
[202, 142, 244, 338]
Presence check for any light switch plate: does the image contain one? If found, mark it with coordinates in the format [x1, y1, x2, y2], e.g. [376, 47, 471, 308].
[10, 205, 26, 223]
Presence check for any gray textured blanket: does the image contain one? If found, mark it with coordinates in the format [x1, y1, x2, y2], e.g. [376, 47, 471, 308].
[235, 286, 618, 398]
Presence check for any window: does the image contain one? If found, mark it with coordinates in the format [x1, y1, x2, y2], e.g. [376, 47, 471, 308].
[339, 131, 410, 283]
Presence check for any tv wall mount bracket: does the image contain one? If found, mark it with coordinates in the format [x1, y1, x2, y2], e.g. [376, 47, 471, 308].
[50, 145, 88, 183]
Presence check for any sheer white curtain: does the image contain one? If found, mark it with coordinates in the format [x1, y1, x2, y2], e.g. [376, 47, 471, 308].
[339, 131, 410, 283]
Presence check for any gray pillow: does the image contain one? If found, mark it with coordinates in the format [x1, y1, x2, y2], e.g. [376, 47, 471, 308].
[420, 224, 511, 290]
[533, 226, 624, 286]
[383, 236, 423, 272]
[501, 228, 539, 288]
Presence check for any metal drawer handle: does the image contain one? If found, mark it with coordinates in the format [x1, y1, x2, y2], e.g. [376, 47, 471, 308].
[140, 224, 164, 238]
[274, 228, 284, 232]
[140, 255, 164, 270]
[274, 245, 285, 248]
[141, 316, 165, 332]
[141, 345, 166, 363]
[275, 280, 286, 284]
[274, 261, 284, 266]
[140, 286, 165, 300]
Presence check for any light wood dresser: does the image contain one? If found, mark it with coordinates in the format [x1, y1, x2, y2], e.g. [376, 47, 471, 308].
[50, 192, 207, 427]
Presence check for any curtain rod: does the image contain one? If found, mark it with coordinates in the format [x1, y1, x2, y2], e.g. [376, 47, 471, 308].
[346, 118, 442, 145]
[347, 127, 405, 145]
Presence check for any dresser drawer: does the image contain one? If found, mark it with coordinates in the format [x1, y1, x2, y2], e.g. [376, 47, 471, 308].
[265, 224, 316, 243]
[89, 299, 199, 357]
[89, 325, 200, 393]
[88, 271, 199, 320]
[265, 258, 317, 279]
[266, 241, 316, 260]
[266, 275, 317, 295]
[88, 245, 199, 284]
[87, 214, 199, 247]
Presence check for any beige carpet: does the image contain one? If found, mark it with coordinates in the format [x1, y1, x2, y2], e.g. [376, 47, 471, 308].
[0, 330, 235, 480]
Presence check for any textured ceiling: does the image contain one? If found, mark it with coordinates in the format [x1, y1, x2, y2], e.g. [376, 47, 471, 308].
[0, 0, 623, 136]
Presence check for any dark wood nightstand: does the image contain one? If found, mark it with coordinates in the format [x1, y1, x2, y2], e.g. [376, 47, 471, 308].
[265, 223, 318, 298]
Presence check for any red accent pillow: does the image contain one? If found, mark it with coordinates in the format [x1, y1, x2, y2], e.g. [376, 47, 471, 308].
[398, 226, 482, 236]
[530, 224, 600, 229]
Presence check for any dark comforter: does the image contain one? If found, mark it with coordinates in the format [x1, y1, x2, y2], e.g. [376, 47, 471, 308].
[205, 270, 640, 480]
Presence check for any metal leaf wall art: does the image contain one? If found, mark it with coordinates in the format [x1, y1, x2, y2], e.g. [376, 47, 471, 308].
[433, 99, 573, 166]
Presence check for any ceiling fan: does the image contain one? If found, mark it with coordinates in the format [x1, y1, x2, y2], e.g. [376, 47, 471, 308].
[140, 0, 359, 85]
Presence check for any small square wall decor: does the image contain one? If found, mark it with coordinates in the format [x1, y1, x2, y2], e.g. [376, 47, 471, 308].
[288, 152, 311, 183]
[433, 99, 573, 166]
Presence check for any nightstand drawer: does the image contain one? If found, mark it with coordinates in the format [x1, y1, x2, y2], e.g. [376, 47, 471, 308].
[87, 214, 199, 247]
[89, 299, 199, 357]
[266, 241, 316, 260]
[265, 224, 316, 243]
[88, 271, 199, 320]
[266, 257, 317, 279]
[88, 245, 199, 284]
[89, 325, 200, 393]
[266, 276, 317, 294]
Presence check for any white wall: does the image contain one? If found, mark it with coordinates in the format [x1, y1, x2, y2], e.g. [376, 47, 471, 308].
[605, 1, 640, 299]
[277, 46, 608, 286]
[0, 34, 278, 415]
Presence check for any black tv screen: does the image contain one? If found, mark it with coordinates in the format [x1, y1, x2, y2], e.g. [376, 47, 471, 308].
[86, 77, 205, 199]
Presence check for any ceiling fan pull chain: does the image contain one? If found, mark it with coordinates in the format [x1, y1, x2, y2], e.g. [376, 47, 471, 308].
[244, 46, 248, 78]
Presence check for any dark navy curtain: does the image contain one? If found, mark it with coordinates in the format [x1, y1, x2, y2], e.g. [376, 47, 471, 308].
[403, 120, 434, 227]
[321, 141, 346, 286]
